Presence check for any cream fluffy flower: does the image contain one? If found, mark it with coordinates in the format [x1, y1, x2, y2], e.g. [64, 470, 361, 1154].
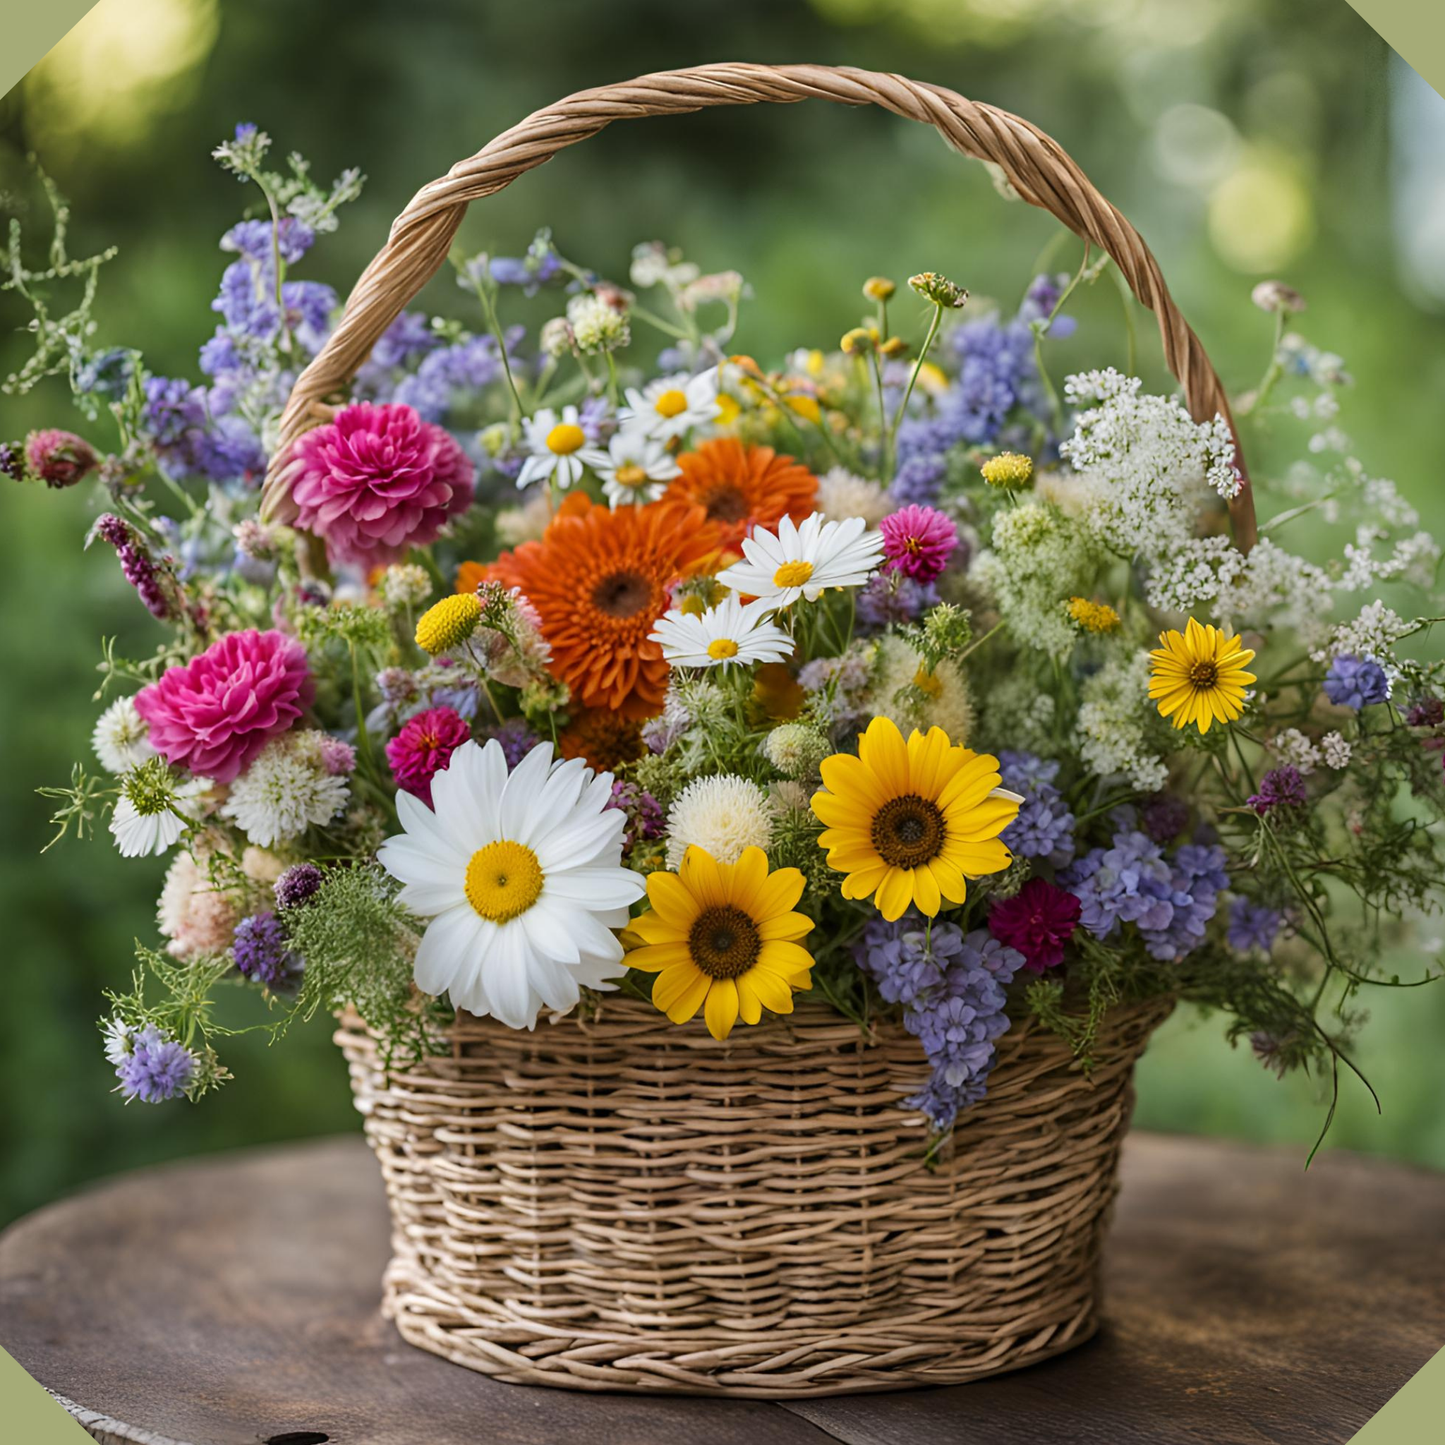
[221, 732, 350, 847]
[664, 774, 776, 870]
[377, 739, 645, 1029]
[869, 635, 974, 745]
[715, 512, 884, 607]
[92, 695, 157, 774]
[815, 466, 891, 528]
[157, 848, 239, 960]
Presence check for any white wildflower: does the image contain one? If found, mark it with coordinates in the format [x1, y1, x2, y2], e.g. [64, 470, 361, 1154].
[664, 775, 775, 870]
[1075, 649, 1168, 792]
[110, 767, 208, 859]
[566, 292, 631, 354]
[815, 467, 892, 528]
[1312, 600, 1409, 665]
[1272, 728, 1321, 776]
[378, 564, 432, 612]
[221, 731, 350, 847]
[1321, 732, 1352, 770]
[92, 696, 157, 775]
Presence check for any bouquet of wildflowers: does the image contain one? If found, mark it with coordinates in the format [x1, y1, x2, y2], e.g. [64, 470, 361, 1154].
[12, 128, 1444, 1150]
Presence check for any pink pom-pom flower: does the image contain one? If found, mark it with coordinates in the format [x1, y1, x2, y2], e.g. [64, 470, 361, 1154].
[288, 403, 476, 567]
[386, 706, 472, 807]
[879, 504, 958, 583]
[26, 429, 98, 488]
[135, 629, 313, 783]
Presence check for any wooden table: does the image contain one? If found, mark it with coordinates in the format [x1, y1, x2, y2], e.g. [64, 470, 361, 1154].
[0, 1133, 1439, 1445]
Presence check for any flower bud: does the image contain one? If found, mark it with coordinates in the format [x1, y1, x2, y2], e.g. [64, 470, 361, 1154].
[908, 272, 969, 309]
[863, 276, 896, 302]
[1251, 280, 1306, 315]
[25, 428, 98, 488]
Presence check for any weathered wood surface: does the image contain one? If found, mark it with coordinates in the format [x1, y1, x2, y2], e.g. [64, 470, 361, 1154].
[0, 1133, 1439, 1444]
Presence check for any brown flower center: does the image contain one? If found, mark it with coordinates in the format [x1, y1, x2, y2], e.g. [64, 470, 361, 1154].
[702, 485, 750, 524]
[871, 794, 946, 869]
[592, 570, 652, 620]
[1188, 659, 1220, 689]
[688, 904, 761, 979]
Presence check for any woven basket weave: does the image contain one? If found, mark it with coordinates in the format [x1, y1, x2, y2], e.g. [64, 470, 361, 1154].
[336, 995, 1171, 1396]
[290, 62, 1249, 1396]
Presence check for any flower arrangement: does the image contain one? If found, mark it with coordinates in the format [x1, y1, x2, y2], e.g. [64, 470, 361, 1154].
[13, 126, 1445, 1152]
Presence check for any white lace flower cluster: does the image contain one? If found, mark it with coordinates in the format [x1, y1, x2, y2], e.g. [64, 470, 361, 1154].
[1074, 649, 1167, 792]
[1059, 369, 1240, 569]
[1311, 600, 1411, 666]
[221, 730, 351, 847]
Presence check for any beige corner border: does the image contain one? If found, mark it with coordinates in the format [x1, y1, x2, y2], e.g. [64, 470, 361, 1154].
[1344, 0, 1445, 96]
[0, 0, 98, 100]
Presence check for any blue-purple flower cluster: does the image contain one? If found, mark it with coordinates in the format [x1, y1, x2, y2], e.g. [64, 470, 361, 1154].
[106, 1023, 197, 1104]
[997, 751, 1076, 867]
[1060, 829, 1228, 962]
[1324, 654, 1391, 711]
[1227, 898, 1283, 955]
[855, 913, 1026, 1128]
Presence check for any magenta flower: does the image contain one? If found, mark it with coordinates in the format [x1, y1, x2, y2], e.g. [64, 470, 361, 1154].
[26, 428, 98, 488]
[135, 629, 312, 783]
[289, 403, 476, 567]
[879, 504, 957, 582]
[988, 878, 1081, 973]
[386, 706, 472, 806]
[1247, 766, 1307, 817]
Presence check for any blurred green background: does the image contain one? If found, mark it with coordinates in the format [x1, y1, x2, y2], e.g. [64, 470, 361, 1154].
[2, 0, 1443, 1225]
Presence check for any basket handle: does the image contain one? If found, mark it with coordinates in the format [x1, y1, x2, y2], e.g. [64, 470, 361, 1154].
[262, 62, 1257, 550]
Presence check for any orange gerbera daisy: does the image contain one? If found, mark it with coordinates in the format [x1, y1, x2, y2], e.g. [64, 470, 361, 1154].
[661, 437, 818, 550]
[478, 497, 721, 719]
[558, 708, 645, 772]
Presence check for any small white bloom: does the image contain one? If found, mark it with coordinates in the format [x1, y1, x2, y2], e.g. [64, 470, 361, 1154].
[620, 368, 721, 441]
[101, 1017, 132, 1066]
[495, 492, 553, 547]
[649, 594, 794, 671]
[221, 732, 350, 848]
[716, 512, 885, 608]
[664, 774, 775, 870]
[92, 696, 157, 775]
[815, 466, 892, 528]
[109, 771, 207, 858]
[376, 739, 645, 1029]
[566, 292, 630, 354]
[594, 426, 682, 508]
[515, 405, 607, 491]
[1271, 727, 1321, 776]
[1321, 731, 1352, 770]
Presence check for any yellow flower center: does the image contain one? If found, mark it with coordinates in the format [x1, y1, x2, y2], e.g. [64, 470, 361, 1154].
[707, 637, 740, 660]
[773, 560, 814, 589]
[464, 840, 543, 923]
[688, 904, 761, 979]
[871, 794, 946, 870]
[614, 463, 648, 488]
[1188, 659, 1220, 690]
[653, 389, 688, 419]
[546, 423, 586, 455]
[913, 666, 943, 698]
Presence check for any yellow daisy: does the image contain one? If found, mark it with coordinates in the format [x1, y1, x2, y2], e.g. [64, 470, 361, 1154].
[811, 717, 1022, 922]
[626, 846, 814, 1041]
[1148, 617, 1257, 734]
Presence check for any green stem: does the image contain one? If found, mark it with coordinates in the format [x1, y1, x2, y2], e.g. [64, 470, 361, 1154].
[888, 302, 944, 480]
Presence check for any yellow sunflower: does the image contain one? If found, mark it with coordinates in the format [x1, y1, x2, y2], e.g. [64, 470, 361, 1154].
[811, 716, 1022, 922]
[625, 846, 814, 1041]
[1148, 617, 1257, 734]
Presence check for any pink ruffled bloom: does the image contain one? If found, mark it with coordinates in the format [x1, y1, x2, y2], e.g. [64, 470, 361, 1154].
[988, 878, 1081, 974]
[289, 403, 476, 567]
[135, 629, 313, 783]
[386, 706, 472, 807]
[879, 504, 957, 582]
[26, 428, 98, 488]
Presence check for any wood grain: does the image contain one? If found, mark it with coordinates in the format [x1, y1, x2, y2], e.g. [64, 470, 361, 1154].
[0, 1133, 1439, 1444]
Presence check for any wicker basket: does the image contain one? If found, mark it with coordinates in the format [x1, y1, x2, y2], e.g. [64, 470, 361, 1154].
[336, 995, 1172, 1396]
[277, 62, 1257, 1396]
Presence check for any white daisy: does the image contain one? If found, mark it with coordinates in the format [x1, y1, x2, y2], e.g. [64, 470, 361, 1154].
[515, 405, 606, 491]
[649, 594, 794, 670]
[376, 738, 645, 1030]
[92, 695, 157, 775]
[620, 368, 721, 441]
[220, 732, 350, 848]
[595, 426, 682, 508]
[664, 774, 776, 870]
[715, 512, 885, 607]
[109, 765, 207, 859]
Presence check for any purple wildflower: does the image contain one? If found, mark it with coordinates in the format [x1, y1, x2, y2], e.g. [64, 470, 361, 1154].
[1405, 697, 1444, 728]
[93, 513, 174, 620]
[1141, 793, 1190, 844]
[856, 572, 939, 630]
[889, 451, 947, 505]
[113, 1025, 196, 1103]
[998, 751, 1075, 867]
[489, 716, 540, 770]
[232, 911, 300, 987]
[274, 863, 325, 910]
[604, 780, 665, 852]
[1324, 655, 1390, 711]
[1247, 766, 1307, 817]
[0, 442, 22, 480]
[221, 216, 315, 265]
[1228, 898, 1282, 954]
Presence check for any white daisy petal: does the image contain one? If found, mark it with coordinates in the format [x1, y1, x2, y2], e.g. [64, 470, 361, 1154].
[414, 905, 485, 998]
